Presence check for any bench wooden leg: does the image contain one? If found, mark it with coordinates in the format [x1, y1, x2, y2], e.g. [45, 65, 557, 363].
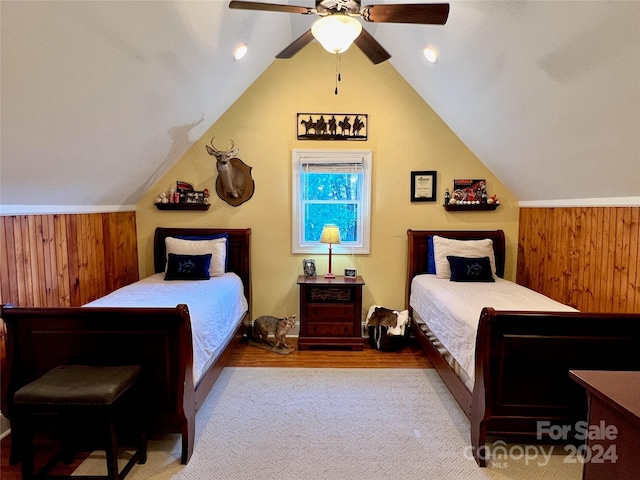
[105, 412, 119, 480]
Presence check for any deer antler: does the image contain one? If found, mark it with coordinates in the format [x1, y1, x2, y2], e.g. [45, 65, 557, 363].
[207, 137, 237, 156]
[208, 137, 220, 154]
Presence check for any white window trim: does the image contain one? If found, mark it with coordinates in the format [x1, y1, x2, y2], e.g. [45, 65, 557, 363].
[292, 149, 372, 254]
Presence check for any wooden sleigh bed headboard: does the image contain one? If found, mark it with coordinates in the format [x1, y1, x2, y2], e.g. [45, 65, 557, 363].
[154, 227, 252, 309]
[405, 229, 506, 310]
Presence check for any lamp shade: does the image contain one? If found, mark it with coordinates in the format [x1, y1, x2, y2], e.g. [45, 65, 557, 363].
[311, 15, 362, 55]
[320, 224, 341, 244]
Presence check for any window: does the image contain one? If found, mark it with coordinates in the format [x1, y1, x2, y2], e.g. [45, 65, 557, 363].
[292, 149, 371, 254]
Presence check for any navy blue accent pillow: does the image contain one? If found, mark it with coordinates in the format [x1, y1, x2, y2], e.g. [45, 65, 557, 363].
[446, 256, 495, 282]
[165, 253, 212, 281]
[173, 233, 228, 271]
[173, 233, 227, 241]
[427, 236, 436, 274]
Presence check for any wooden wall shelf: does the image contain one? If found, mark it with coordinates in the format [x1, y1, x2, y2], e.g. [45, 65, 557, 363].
[154, 203, 210, 211]
[444, 203, 499, 212]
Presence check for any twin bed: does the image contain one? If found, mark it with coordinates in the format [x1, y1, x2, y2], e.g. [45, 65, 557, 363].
[2, 227, 251, 465]
[406, 229, 640, 466]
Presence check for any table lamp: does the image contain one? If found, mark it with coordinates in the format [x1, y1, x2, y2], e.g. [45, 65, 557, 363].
[319, 224, 341, 279]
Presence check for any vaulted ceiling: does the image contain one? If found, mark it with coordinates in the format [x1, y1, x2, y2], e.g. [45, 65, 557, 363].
[1, 1, 638, 211]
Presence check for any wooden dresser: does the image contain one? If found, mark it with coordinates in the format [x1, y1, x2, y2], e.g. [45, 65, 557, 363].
[569, 370, 640, 480]
[297, 275, 364, 351]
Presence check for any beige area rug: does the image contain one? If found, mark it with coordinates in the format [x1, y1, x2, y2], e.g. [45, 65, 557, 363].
[73, 368, 582, 480]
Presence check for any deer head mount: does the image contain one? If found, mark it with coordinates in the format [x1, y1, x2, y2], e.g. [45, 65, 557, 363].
[205, 137, 255, 207]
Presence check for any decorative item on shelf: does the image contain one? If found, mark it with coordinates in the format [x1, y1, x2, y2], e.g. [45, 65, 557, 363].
[154, 181, 211, 210]
[451, 178, 486, 204]
[444, 179, 499, 211]
[168, 186, 177, 203]
[156, 192, 169, 204]
[303, 258, 316, 277]
[319, 224, 341, 279]
[444, 188, 450, 205]
[344, 268, 357, 279]
[176, 180, 194, 203]
[184, 191, 207, 204]
[205, 137, 255, 207]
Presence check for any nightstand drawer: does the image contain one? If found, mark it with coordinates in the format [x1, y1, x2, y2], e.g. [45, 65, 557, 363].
[307, 287, 353, 303]
[307, 322, 355, 337]
[306, 304, 355, 322]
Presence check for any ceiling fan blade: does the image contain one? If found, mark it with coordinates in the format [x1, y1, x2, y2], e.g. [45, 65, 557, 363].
[229, 1, 315, 15]
[361, 3, 450, 25]
[354, 28, 391, 64]
[276, 30, 315, 59]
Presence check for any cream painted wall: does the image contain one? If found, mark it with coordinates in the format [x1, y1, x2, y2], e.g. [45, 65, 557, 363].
[136, 42, 519, 323]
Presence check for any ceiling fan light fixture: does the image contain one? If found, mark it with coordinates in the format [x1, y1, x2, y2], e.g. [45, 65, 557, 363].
[311, 14, 362, 55]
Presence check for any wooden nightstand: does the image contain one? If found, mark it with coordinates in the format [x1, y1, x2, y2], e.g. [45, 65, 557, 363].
[297, 275, 365, 351]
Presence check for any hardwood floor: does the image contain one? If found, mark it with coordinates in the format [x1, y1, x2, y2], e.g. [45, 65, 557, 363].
[1, 337, 431, 480]
[227, 337, 432, 368]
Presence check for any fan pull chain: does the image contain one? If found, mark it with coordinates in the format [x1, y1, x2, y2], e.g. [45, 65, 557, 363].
[335, 53, 342, 95]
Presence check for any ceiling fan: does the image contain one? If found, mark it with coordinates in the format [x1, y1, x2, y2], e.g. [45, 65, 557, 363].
[229, 0, 450, 64]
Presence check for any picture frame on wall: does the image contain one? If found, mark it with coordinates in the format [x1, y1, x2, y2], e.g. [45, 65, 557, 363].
[452, 179, 486, 203]
[297, 113, 368, 141]
[411, 171, 437, 202]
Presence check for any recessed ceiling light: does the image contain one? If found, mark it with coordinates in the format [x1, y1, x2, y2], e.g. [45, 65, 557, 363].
[422, 47, 438, 63]
[233, 43, 248, 61]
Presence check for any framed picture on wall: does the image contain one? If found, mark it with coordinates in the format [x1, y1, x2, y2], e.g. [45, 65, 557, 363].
[297, 113, 368, 140]
[452, 179, 486, 203]
[411, 171, 437, 202]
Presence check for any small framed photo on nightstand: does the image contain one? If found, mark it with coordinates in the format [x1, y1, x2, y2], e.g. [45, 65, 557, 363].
[344, 268, 357, 279]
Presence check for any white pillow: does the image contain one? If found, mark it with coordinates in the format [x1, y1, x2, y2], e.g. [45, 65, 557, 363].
[165, 237, 226, 277]
[432, 235, 497, 279]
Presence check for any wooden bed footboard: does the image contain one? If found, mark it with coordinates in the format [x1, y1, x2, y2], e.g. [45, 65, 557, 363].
[1, 305, 200, 460]
[471, 307, 640, 466]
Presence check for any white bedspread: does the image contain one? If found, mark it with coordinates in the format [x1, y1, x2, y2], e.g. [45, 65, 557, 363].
[85, 272, 248, 384]
[410, 275, 577, 384]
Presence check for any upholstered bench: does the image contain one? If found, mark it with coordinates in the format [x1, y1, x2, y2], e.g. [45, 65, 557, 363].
[13, 365, 147, 480]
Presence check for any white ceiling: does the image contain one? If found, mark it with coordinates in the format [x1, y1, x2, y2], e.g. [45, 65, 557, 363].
[1, 0, 639, 210]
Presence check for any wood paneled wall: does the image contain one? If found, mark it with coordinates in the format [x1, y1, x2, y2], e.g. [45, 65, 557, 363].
[0, 212, 139, 307]
[517, 207, 639, 313]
